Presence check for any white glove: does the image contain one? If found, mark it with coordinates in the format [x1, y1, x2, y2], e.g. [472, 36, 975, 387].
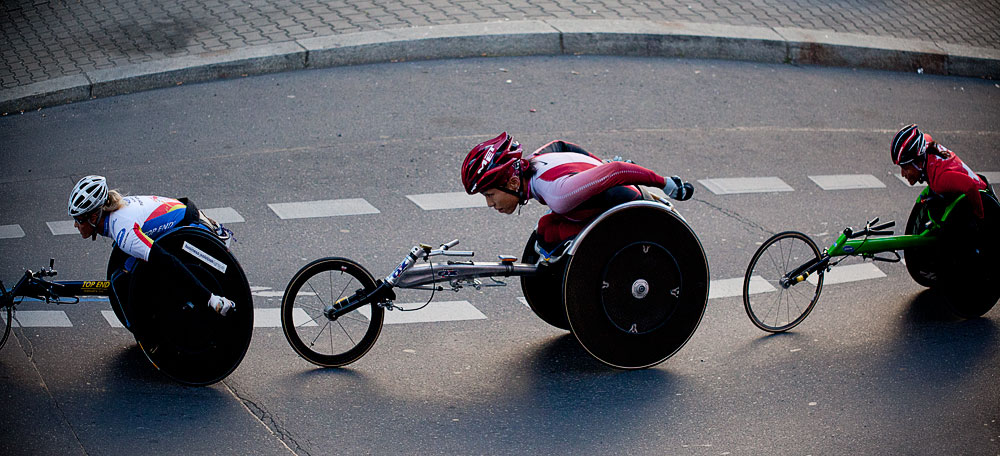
[208, 294, 235, 316]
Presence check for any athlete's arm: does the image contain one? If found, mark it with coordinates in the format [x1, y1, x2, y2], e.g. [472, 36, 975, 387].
[541, 161, 666, 214]
[933, 170, 985, 219]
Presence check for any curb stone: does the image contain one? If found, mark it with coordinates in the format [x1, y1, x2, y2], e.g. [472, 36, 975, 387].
[1, 20, 996, 114]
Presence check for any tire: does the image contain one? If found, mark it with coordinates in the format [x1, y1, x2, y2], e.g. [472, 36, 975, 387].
[519, 231, 570, 330]
[128, 227, 254, 386]
[281, 257, 384, 367]
[743, 231, 823, 333]
[563, 202, 709, 369]
[935, 192, 1000, 318]
[0, 301, 11, 351]
[903, 200, 940, 288]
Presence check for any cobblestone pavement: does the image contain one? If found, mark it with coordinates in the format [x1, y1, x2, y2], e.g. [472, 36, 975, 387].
[2, 0, 999, 90]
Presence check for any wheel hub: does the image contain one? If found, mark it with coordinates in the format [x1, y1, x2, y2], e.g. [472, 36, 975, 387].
[631, 279, 650, 299]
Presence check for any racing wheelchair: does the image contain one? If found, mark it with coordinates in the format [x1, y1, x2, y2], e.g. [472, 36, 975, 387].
[742, 181, 999, 332]
[1, 226, 254, 386]
[281, 196, 709, 370]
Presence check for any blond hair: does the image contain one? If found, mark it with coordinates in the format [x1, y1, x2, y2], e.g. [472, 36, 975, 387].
[102, 189, 126, 212]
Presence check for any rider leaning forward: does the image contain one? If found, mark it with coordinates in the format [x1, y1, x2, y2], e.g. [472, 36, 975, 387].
[461, 132, 695, 254]
[890, 124, 988, 220]
[68, 175, 236, 316]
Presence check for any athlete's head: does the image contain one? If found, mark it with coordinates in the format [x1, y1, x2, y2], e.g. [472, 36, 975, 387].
[68, 175, 122, 239]
[461, 132, 526, 214]
[890, 124, 929, 185]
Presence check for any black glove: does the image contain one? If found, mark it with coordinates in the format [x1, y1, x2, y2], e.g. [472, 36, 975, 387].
[669, 176, 694, 201]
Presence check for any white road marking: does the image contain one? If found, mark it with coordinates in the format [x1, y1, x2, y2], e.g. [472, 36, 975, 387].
[202, 207, 246, 224]
[101, 310, 125, 328]
[709, 276, 775, 299]
[253, 291, 287, 298]
[699, 177, 794, 195]
[254, 308, 318, 327]
[267, 198, 380, 219]
[517, 297, 529, 307]
[8, 310, 73, 327]
[406, 192, 486, 210]
[358, 300, 486, 324]
[807, 263, 886, 285]
[0, 224, 25, 239]
[46, 220, 78, 235]
[809, 174, 885, 190]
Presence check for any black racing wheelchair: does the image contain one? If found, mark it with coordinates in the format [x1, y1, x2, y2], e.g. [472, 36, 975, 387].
[1, 226, 254, 386]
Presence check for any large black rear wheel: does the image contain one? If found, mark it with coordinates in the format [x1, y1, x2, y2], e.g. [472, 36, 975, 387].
[127, 227, 253, 386]
[935, 192, 1000, 318]
[562, 202, 708, 369]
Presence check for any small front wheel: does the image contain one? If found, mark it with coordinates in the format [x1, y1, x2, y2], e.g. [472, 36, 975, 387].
[281, 258, 384, 367]
[743, 231, 824, 333]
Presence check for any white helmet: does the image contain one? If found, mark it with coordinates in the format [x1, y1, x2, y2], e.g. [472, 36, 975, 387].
[68, 175, 109, 217]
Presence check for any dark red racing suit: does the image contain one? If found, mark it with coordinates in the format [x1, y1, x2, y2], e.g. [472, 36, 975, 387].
[524, 141, 667, 248]
[922, 137, 987, 219]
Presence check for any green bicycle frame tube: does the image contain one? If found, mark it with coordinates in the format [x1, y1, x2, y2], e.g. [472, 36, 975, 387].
[825, 190, 967, 258]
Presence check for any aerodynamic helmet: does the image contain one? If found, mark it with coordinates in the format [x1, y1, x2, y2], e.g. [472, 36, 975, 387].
[68, 175, 109, 218]
[461, 132, 524, 194]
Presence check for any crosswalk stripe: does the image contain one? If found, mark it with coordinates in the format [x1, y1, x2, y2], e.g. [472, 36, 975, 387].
[699, 177, 794, 195]
[7, 310, 73, 327]
[809, 174, 885, 190]
[358, 300, 486, 324]
[406, 192, 486, 210]
[807, 262, 885, 285]
[267, 198, 380, 219]
[46, 220, 78, 235]
[101, 310, 125, 328]
[254, 308, 317, 327]
[708, 276, 776, 299]
[0, 224, 25, 239]
[201, 207, 246, 224]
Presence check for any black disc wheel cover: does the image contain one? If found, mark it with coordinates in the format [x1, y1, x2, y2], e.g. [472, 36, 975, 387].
[127, 227, 253, 386]
[563, 202, 708, 369]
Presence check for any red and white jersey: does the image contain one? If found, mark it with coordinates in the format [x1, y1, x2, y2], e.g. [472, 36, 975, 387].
[924, 140, 987, 218]
[101, 196, 188, 261]
[526, 142, 665, 220]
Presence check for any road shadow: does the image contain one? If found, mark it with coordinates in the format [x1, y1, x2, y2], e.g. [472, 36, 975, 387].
[877, 289, 999, 385]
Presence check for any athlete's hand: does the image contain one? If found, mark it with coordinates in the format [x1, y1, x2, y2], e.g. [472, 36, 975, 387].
[208, 294, 235, 316]
[668, 176, 694, 201]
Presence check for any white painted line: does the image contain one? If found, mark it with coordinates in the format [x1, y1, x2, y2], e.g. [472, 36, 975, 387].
[807, 263, 886, 285]
[809, 174, 885, 190]
[406, 192, 486, 210]
[699, 177, 794, 195]
[101, 310, 125, 328]
[894, 174, 927, 188]
[708, 276, 776, 299]
[359, 300, 486, 324]
[202, 207, 246, 224]
[517, 297, 529, 307]
[47, 220, 78, 235]
[10, 310, 72, 327]
[0, 224, 25, 239]
[267, 198, 380, 220]
[253, 291, 286, 298]
[254, 308, 318, 327]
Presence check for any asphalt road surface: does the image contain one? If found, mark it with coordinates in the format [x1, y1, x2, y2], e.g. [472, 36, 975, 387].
[2, 55, 999, 455]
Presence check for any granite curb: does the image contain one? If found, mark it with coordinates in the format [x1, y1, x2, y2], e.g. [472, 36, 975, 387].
[2, 19, 998, 114]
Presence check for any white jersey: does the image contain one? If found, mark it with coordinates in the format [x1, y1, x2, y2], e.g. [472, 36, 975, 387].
[101, 196, 188, 261]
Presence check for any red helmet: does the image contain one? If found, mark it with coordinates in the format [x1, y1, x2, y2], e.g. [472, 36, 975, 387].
[461, 132, 524, 194]
[890, 124, 927, 166]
